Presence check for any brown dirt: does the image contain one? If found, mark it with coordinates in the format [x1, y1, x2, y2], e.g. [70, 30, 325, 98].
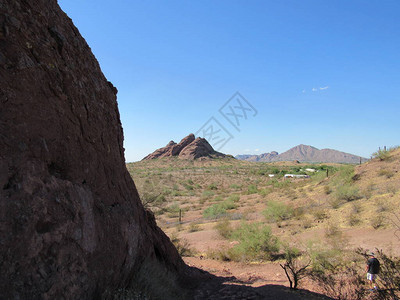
[185, 257, 332, 299]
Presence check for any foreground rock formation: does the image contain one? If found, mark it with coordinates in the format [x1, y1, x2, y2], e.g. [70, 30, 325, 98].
[143, 134, 226, 160]
[0, 1, 192, 298]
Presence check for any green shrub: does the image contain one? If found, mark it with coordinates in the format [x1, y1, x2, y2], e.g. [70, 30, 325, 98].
[223, 200, 237, 210]
[166, 203, 181, 218]
[372, 148, 391, 161]
[273, 180, 292, 189]
[203, 204, 227, 219]
[246, 184, 258, 194]
[230, 222, 279, 261]
[335, 184, 360, 202]
[258, 188, 273, 197]
[226, 194, 240, 203]
[214, 219, 233, 239]
[263, 200, 293, 222]
[207, 183, 218, 190]
[229, 184, 241, 190]
[203, 199, 237, 219]
[201, 190, 215, 199]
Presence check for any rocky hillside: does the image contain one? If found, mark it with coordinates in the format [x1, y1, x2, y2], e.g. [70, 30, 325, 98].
[236, 144, 368, 163]
[0, 1, 194, 298]
[143, 133, 226, 160]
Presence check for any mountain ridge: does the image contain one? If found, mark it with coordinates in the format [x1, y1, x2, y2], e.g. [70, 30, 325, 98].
[236, 144, 368, 163]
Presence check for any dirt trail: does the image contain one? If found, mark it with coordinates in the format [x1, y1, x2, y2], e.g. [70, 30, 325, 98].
[185, 257, 332, 299]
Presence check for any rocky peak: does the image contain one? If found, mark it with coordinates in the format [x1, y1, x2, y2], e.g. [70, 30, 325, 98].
[143, 134, 225, 160]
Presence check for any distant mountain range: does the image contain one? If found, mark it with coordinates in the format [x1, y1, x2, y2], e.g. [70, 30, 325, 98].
[236, 144, 368, 164]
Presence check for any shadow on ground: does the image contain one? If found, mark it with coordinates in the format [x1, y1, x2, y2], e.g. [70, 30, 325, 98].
[189, 268, 333, 300]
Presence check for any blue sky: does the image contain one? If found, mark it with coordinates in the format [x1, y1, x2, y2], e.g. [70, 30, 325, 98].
[59, 0, 400, 162]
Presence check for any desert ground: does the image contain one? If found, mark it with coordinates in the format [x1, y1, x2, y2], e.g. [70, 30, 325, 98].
[127, 147, 400, 299]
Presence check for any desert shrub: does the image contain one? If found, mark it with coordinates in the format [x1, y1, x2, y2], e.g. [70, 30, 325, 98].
[324, 185, 332, 195]
[328, 197, 343, 209]
[280, 246, 310, 290]
[166, 203, 181, 218]
[351, 202, 362, 214]
[213, 195, 224, 202]
[222, 199, 237, 210]
[387, 185, 398, 196]
[203, 200, 237, 219]
[347, 213, 360, 226]
[375, 199, 389, 212]
[201, 190, 214, 199]
[229, 184, 241, 190]
[206, 248, 233, 261]
[183, 183, 194, 190]
[312, 208, 328, 221]
[226, 194, 240, 203]
[203, 204, 227, 219]
[330, 165, 355, 187]
[335, 184, 360, 202]
[207, 183, 218, 190]
[301, 216, 313, 229]
[170, 233, 193, 257]
[258, 188, 273, 197]
[372, 148, 391, 161]
[378, 169, 395, 179]
[371, 214, 385, 229]
[293, 207, 305, 220]
[188, 222, 201, 232]
[274, 180, 292, 189]
[308, 244, 341, 274]
[373, 249, 400, 299]
[214, 218, 233, 239]
[263, 200, 293, 223]
[246, 184, 258, 194]
[324, 222, 341, 239]
[230, 222, 279, 261]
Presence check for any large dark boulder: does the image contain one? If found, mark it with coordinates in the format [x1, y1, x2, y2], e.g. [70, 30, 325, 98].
[0, 1, 190, 298]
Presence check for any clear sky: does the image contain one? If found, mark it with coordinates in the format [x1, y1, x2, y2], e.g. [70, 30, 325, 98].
[58, 0, 400, 162]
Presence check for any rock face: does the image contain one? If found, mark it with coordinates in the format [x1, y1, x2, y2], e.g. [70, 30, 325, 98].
[143, 134, 226, 160]
[0, 1, 189, 299]
[236, 145, 368, 163]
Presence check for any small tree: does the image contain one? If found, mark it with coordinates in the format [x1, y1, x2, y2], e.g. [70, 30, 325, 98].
[280, 246, 310, 290]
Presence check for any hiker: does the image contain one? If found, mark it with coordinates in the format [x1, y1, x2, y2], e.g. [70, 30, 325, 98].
[366, 252, 380, 291]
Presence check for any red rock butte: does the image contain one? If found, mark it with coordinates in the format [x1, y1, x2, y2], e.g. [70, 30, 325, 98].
[143, 133, 226, 160]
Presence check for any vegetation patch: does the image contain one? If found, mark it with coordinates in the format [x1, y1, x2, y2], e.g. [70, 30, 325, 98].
[230, 222, 279, 261]
[263, 200, 293, 223]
